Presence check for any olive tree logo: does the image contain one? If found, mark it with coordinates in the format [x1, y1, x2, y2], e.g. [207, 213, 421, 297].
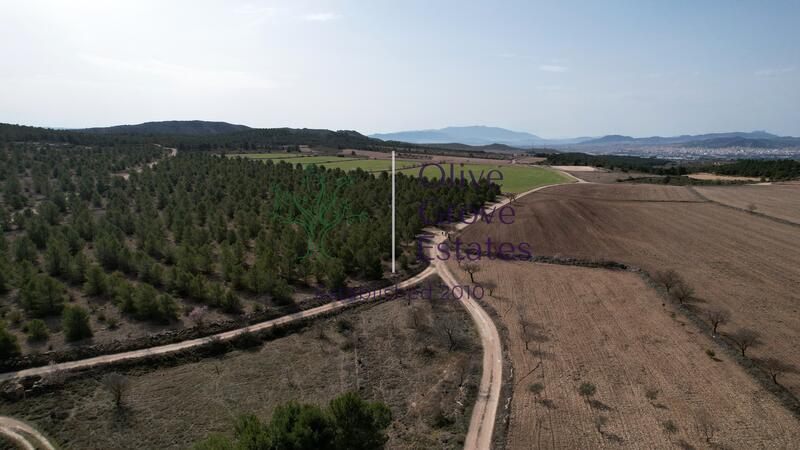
[271, 170, 366, 260]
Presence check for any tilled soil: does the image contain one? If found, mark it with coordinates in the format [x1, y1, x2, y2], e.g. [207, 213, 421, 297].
[460, 182, 800, 396]
[446, 259, 800, 449]
[694, 183, 800, 225]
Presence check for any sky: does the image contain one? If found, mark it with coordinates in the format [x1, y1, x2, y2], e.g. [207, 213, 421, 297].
[1, 0, 799, 138]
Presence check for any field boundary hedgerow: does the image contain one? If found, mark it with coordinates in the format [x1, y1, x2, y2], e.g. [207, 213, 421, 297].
[688, 186, 800, 228]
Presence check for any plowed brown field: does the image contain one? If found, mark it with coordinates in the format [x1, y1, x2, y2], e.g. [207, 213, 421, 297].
[444, 260, 800, 449]
[694, 183, 800, 225]
[459, 183, 800, 397]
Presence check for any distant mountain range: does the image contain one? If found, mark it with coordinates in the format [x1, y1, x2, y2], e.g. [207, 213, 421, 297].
[575, 131, 800, 151]
[370, 126, 594, 147]
[4, 121, 798, 156]
[371, 126, 800, 150]
[578, 130, 785, 146]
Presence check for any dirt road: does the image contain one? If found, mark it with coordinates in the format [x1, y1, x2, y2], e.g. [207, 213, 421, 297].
[0, 416, 56, 450]
[0, 169, 575, 449]
[0, 265, 436, 383]
[120, 145, 177, 180]
[435, 176, 577, 450]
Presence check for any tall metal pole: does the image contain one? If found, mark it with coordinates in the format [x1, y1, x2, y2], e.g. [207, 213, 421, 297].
[391, 151, 396, 273]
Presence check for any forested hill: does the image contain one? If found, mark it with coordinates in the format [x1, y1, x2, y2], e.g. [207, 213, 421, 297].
[0, 122, 385, 150]
[0, 122, 510, 159]
[79, 120, 250, 135]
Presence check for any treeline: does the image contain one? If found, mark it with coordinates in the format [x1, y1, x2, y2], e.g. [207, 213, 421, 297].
[707, 159, 800, 180]
[542, 152, 675, 174]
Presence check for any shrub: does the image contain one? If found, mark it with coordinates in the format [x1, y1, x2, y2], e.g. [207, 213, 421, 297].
[62, 305, 93, 341]
[0, 324, 20, 358]
[7, 309, 22, 326]
[20, 274, 67, 317]
[106, 316, 120, 330]
[193, 392, 392, 450]
[336, 318, 353, 334]
[221, 290, 242, 314]
[131, 284, 177, 323]
[578, 382, 597, 399]
[529, 382, 544, 396]
[25, 319, 50, 341]
[83, 265, 107, 296]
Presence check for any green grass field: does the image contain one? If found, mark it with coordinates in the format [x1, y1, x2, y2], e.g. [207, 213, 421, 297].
[313, 159, 419, 172]
[235, 154, 418, 171]
[229, 153, 304, 159]
[399, 163, 572, 193]
[236, 153, 570, 193]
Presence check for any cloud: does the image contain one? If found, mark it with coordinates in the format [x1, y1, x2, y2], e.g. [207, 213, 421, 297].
[539, 64, 567, 73]
[302, 12, 341, 21]
[80, 54, 277, 90]
[755, 66, 796, 76]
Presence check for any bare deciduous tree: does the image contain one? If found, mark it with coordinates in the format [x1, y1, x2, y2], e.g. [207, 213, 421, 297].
[728, 328, 761, 357]
[188, 306, 207, 326]
[517, 310, 548, 351]
[461, 262, 481, 283]
[706, 308, 731, 334]
[669, 282, 695, 305]
[696, 411, 718, 444]
[653, 269, 682, 291]
[481, 280, 497, 298]
[45, 361, 65, 386]
[758, 357, 798, 385]
[439, 316, 462, 351]
[102, 372, 130, 408]
[506, 192, 517, 204]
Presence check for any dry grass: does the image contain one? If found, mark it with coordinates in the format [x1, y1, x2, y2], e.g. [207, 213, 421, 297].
[688, 172, 761, 181]
[566, 170, 662, 184]
[0, 288, 480, 449]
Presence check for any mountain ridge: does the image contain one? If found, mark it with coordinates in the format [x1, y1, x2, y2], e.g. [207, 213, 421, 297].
[370, 125, 552, 147]
[79, 120, 251, 135]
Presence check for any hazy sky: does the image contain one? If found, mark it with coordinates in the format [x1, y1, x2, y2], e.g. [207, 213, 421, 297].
[1, 0, 798, 137]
